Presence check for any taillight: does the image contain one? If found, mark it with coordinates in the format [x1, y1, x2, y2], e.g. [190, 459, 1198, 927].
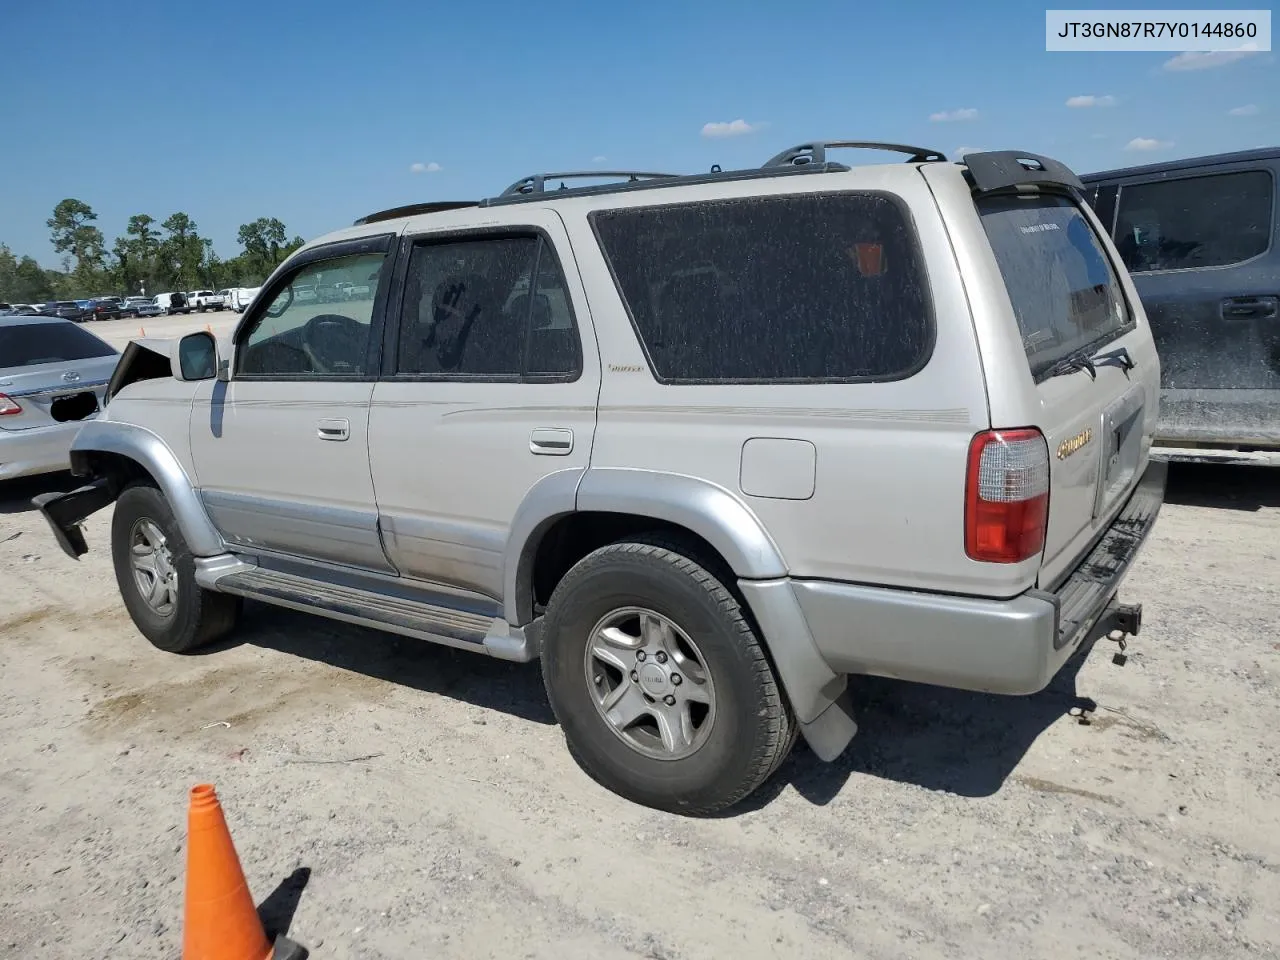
[0, 393, 22, 416]
[965, 428, 1049, 563]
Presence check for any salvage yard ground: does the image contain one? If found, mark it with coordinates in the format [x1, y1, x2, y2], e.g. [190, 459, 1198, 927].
[1, 464, 1277, 959]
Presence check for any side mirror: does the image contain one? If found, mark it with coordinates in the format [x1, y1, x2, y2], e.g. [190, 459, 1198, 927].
[172, 331, 219, 382]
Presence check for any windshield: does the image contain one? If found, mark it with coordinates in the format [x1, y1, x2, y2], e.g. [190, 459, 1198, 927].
[977, 193, 1131, 379]
[0, 322, 118, 368]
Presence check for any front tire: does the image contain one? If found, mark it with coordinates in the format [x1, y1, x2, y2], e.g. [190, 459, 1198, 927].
[541, 539, 795, 815]
[111, 484, 241, 653]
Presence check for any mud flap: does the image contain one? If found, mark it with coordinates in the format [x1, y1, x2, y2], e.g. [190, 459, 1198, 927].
[30, 478, 117, 559]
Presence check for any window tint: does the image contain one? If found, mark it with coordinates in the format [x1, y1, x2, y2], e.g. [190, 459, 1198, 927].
[978, 194, 1131, 378]
[0, 322, 117, 368]
[397, 236, 581, 378]
[238, 252, 385, 377]
[591, 194, 932, 382]
[1113, 171, 1273, 273]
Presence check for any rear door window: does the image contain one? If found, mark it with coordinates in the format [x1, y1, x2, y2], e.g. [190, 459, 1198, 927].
[1112, 171, 1273, 273]
[977, 193, 1131, 379]
[0, 322, 117, 368]
[591, 193, 933, 382]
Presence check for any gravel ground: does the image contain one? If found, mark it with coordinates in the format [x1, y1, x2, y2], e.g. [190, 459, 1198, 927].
[0, 462, 1277, 960]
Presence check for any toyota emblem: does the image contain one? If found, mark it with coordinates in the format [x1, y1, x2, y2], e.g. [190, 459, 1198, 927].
[61, 371, 81, 382]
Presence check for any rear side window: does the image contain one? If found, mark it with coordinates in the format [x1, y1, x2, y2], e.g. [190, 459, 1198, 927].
[1112, 171, 1273, 273]
[0, 322, 117, 368]
[591, 193, 933, 382]
[978, 194, 1131, 379]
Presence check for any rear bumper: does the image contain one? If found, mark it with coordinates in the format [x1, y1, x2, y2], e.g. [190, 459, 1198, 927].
[790, 459, 1167, 696]
[0, 422, 82, 480]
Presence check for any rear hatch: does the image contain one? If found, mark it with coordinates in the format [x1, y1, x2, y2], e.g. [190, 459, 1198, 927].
[976, 191, 1159, 590]
[0, 321, 120, 431]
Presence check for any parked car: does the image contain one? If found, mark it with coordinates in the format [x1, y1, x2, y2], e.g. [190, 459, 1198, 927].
[32, 143, 1165, 814]
[153, 292, 192, 315]
[42, 301, 92, 323]
[120, 297, 163, 319]
[0, 316, 119, 480]
[87, 298, 123, 321]
[1082, 147, 1280, 463]
[223, 287, 261, 313]
[187, 290, 226, 313]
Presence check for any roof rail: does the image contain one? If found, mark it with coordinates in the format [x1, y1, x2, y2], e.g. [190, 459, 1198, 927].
[353, 200, 477, 226]
[497, 170, 681, 198]
[961, 151, 1084, 195]
[764, 141, 947, 167]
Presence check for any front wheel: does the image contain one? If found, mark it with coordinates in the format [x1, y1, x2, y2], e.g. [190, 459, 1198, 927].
[111, 484, 241, 653]
[541, 539, 795, 815]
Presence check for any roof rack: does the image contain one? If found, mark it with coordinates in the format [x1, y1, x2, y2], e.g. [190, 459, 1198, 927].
[961, 151, 1084, 195]
[764, 141, 947, 167]
[497, 170, 681, 198]
[353, 200, 477, 226]
[479, 163, 849, 207]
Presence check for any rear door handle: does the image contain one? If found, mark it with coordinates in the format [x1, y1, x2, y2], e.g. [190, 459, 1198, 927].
[1221, 296, 1279, 320]
[530, 428, 574, 456]
[317, 418, 350, 441]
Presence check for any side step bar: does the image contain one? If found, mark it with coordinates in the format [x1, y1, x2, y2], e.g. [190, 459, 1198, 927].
[197, 559, 539, 662]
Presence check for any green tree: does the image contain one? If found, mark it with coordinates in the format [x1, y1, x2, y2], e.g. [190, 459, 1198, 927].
[47, 199, 106, 274]
[159, 212, 205, 290]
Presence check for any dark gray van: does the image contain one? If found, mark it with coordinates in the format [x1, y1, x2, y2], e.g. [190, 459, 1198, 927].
[1082, 148, 1280, 463]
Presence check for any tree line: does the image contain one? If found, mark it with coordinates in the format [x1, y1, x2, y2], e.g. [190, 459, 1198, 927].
[0, 198, 307, 304]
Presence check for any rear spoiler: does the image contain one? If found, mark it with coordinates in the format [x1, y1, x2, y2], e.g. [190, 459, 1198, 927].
[960, 151, 1084, 196]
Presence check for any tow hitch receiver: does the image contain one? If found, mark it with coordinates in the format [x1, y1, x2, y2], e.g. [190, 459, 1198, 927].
[1108, 601, 1143, 665]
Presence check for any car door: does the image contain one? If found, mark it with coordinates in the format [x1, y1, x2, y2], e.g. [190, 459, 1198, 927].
[367, 214, 599, 599]
[189, 234, 397, 572]
[1108, 161, 1278, 443]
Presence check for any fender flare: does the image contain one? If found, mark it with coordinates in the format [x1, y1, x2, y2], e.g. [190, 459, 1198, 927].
[70, 419, 225, 557]
[503, 467, 842, 728]
[503, 467, 789, 626]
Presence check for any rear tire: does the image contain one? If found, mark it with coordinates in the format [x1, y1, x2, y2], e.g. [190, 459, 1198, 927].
[540, 538, 795, 814]
[111, 484, 241, 653]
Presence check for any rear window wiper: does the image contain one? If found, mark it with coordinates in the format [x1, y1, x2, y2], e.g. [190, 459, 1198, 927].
[1042, 349, 1097, 381]
[1093, 346, 1135, 373]
[1041, 345, 1136, 382]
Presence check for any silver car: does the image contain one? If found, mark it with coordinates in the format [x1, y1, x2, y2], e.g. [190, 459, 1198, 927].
[0, 316, 119, 480]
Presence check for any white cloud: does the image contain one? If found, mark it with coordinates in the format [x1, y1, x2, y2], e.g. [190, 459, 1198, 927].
[592, 155, 608, 163]
[953, 146, 987, 158]
[1066, 94, 1116, 108]
[1163, 46, 1260, 71]
[700, 119, 761, 138]
[409, 161, 442, 174]
[1228, 104, 1260, 116]
[1125, 137, 1173, 152]
[929, 107, 979, 122]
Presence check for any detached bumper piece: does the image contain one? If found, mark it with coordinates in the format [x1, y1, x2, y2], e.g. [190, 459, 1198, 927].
[31, 478, 116, 559]
[1047, 458, 1167, 651]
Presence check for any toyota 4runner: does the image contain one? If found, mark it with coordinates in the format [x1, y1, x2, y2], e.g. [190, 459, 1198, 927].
[34, 141, 1166, 814]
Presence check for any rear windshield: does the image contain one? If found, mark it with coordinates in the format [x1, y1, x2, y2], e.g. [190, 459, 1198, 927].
[978, 194, 1131, 378]
[0, 322, 117, 368]
[591, 193, 933, 382]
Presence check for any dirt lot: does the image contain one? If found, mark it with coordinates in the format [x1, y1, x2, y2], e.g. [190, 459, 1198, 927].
[0, 463, 1277, 960]
[88, 310, 240, 351]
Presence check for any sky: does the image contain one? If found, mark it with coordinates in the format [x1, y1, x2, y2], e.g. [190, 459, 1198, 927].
[0, 0, 1275, 268]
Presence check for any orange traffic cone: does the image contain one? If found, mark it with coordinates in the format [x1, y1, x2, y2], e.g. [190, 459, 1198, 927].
[182, 784, 306, 960]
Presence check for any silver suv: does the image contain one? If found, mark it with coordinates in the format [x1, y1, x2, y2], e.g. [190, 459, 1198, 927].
[34, 141, 1166, 814]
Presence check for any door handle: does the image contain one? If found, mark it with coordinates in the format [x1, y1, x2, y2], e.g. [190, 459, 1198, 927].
[317, 418, 350, 441]
[1221, 296, 1279, 320]
[530, 428, 573, 456]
